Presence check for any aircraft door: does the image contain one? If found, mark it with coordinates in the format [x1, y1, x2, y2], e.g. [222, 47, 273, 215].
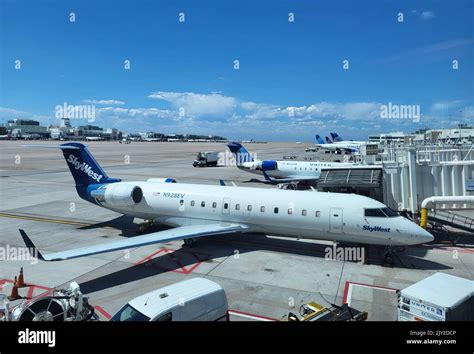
[222, 197, 231, 215]
[329, 208, 343, 234]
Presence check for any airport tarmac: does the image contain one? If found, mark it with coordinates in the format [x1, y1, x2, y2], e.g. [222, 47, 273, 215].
[1, 140, 473, 321]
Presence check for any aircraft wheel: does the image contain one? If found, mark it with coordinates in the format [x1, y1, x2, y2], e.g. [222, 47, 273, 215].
[183, 238, 197, 247]
[384, 255, 394, 266]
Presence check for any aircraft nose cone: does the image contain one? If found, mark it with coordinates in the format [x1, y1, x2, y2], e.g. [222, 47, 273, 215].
[417, 227, 434, 244]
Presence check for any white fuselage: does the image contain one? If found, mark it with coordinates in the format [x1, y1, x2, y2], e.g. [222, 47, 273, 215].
[98, 181, 433, 246]
[316, 141, 366, 152]
[239, 160, 359, 179]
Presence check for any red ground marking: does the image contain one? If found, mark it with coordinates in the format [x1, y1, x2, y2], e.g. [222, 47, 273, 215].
[133, 247, 210, 274]
[0, 279, 52, 303]
[418, 245, 474, 254]
[228, 309, 278, 321]
[342, 281, 399, 304]
[95, 306, 112, 319]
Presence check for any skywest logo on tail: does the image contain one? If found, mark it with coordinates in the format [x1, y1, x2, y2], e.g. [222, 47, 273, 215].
[67, 154, 103, 182]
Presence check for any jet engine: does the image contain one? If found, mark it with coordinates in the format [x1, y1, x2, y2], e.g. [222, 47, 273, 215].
[91, 183, 143, 207]
[260, 160, 278, 171]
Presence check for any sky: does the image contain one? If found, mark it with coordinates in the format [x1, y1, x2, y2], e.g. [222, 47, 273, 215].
[0, 0, 473, 141]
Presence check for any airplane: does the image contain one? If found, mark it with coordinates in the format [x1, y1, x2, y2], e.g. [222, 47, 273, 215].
[18, 142, 433, 262]
[227, 142, 372, 185]
[85, 136, 104, 141]
[315, 134, 366, 153]
[330, 132, 367, 146]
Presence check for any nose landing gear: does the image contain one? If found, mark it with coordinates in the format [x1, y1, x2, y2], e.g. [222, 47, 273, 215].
[382, 246, 406, 267]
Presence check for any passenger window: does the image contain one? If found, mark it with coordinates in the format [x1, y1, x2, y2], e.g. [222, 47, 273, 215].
[201, 201, 205, 207]
[274, 207, 279, 214]
[260, 206, 265, 212]
[212, 202, 217, 208]
[155, 312, 172, 321]
[224, 203, 229, 210]
[315, 211, 320, 217]
[247, 205, 252, 212]
[236, 204, 240, 211]
[288, 208, 293, 215]
[302, 209, 307, 216]
[190, 200, 195, 207]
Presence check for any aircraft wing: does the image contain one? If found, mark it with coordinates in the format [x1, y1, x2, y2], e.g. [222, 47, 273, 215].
[19, 223, 247, 261]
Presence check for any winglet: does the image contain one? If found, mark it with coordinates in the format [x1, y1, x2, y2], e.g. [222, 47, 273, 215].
[19, 229, 45, 261]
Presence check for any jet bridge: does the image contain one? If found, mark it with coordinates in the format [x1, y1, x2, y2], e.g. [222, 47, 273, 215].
[428, 210, 474, 233]
[316, 167, 384, 202]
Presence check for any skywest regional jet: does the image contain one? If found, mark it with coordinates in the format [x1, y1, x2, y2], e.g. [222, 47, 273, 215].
[20, 143, 433, 261]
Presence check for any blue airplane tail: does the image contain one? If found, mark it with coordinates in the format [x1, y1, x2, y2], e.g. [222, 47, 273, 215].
[59, 143, 120, 188]
[330, 132, 343, 142]
[325, 136, 333, 144]
[315, 134, 325, 144]
[227, 142, 254, 164]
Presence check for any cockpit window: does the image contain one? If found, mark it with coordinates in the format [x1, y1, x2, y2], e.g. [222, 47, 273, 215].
[381, 207, 399, 217]
[364, 208, 386, 217]
[365, 208, 399, 218]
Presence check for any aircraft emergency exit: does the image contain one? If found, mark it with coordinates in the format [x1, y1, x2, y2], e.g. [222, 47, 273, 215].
[20, 143, 433, 261]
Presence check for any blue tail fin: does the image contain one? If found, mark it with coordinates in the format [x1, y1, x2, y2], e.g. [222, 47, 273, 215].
[227, 142, 254, 164]
[325, 136, 333, 144]
[315, 134, 325, 144]
[331, 132, 343, 142]
[60, 143, 120, 187]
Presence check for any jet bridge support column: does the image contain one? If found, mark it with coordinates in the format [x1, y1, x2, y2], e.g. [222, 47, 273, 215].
[407, 149, 418, 214]
[399, 165, 410, 211]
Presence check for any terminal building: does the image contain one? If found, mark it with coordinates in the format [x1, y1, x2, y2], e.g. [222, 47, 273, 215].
[369, 126, 474, 146]
[6, 119, 49, 138]
[322, 128, 473, 232]
[381, 145, 473, 211]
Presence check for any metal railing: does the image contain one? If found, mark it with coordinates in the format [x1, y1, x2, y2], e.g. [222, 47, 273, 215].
[428, 209, 474, 232]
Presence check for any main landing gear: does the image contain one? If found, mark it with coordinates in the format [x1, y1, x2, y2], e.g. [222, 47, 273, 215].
[183, 238, 197, 247]
[137, 219, 155, 233]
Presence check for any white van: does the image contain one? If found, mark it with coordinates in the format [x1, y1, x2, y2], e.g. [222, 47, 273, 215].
[110, 278, 229, 321]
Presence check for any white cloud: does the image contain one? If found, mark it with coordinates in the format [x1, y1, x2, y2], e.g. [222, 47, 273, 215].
[0, 107, 37, 119]
[239, 101, 381, 122]
[97, 107, 175, 119]
[148, 91, 237, 117]
[430, 100, 464, 112]
[420, 11, 435, 20]
[0, 107, 51, 123]
[461, 106, 474, 119]
[82, 99, 125, 105]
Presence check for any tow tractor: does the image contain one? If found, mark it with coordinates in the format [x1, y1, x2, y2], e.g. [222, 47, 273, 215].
[287, 301, 368, 322]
